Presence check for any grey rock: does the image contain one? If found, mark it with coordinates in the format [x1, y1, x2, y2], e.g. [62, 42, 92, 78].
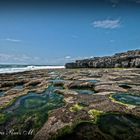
[65, 50, 140, 68]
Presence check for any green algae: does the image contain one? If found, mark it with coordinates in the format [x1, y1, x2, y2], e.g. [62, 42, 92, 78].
[69, 103, 85, 112]
[52, 112, 140, 140]
[0, 97, 18, 110]
[0, 113, 7, 124]
[0, 86, 65, 140]
[88, 109, 104, 123]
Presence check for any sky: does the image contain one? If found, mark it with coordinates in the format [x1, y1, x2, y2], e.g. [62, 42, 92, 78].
[0, 0, 140, 65]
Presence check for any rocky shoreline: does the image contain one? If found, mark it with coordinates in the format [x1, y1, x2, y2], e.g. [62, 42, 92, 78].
[0, 68, 139, 140]
[65, 50, 140, 68]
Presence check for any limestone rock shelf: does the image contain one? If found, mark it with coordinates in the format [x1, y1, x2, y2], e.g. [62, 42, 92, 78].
[0, 68, 140, 140]
[65, 50, 140, 68]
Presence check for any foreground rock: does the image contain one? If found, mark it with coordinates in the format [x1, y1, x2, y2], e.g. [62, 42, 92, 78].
[0, 68, 140, 140]
[65, 50, 140, 68]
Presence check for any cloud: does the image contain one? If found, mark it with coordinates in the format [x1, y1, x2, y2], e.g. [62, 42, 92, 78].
[5, 38, 21, 42]
[0, 54, 12, 61]
[90, 56, 94, 58]
[0, 53, 29, 61]
[92, 19, 121, 29]
[0, 38, 21, 43]
[65, 56, 71, 59]
[0, 53, 40, 63]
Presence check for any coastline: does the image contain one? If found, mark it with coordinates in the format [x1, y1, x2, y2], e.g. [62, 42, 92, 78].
[0, 65, 65, 74]
[0, 67, 140, 140]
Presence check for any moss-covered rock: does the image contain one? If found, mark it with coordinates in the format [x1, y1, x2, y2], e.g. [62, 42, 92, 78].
[69, 103, 84, 112]
[88, 109, 104, 123]
[0, 113, 7, 124]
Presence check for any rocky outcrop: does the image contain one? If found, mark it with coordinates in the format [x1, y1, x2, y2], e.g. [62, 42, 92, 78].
[65, 50, 140, 68]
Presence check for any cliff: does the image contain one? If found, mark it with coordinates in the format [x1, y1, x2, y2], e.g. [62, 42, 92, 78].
[65, 50, 140, 68]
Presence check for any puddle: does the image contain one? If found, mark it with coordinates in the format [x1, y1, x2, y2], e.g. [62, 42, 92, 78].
[118, 83, 132, 89]
[12, 85, 23, 90]
[86, 80, 100, 83]
[0, 91, 4, 97]
[3, 86, 64, 113]
[112, 93, 140, 106]
[49, 79, 65, 84]
[0, 85, 65, 139]
[73, 89, 95, 94]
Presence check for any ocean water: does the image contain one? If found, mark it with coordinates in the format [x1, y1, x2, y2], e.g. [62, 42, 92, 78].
[0, 64, 65, 74]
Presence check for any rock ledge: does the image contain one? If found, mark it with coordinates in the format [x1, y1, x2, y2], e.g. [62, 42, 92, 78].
[65, 50, 140, 68]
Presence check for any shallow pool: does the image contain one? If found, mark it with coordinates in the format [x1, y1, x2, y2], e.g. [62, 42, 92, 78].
[73, 89, 95, 94]
[86, 80, 100, 83]
[112, 93, 140, 106]
[0, 85, 65, 140]
[0, 92, 4, 97]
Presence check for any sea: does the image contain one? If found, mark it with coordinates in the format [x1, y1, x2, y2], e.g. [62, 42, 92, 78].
[0, 64, 65, 74]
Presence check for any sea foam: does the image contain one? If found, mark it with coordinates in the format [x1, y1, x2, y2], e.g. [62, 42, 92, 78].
[0, 65, 65, 74]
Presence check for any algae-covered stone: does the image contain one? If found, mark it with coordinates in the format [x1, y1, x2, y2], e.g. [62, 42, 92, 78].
[69, 103, 84, 112]
[0, 113, 6, 124]
[88, 109, 104, 122]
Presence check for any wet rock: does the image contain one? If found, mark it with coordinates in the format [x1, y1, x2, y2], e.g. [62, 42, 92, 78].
[67, 81, 95, 89]
[25, 80, 41, 88]
[0, 67, 140, 140]
[54, 89, 78, 96]
[0, 82, 15, 88]
[95, 84, 127, 92]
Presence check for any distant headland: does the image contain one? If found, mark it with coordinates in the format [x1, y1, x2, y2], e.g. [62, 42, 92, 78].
[65, 50, 140, 68]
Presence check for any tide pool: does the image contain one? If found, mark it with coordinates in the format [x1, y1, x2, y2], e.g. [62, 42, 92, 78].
[112, 93, 140, 106]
